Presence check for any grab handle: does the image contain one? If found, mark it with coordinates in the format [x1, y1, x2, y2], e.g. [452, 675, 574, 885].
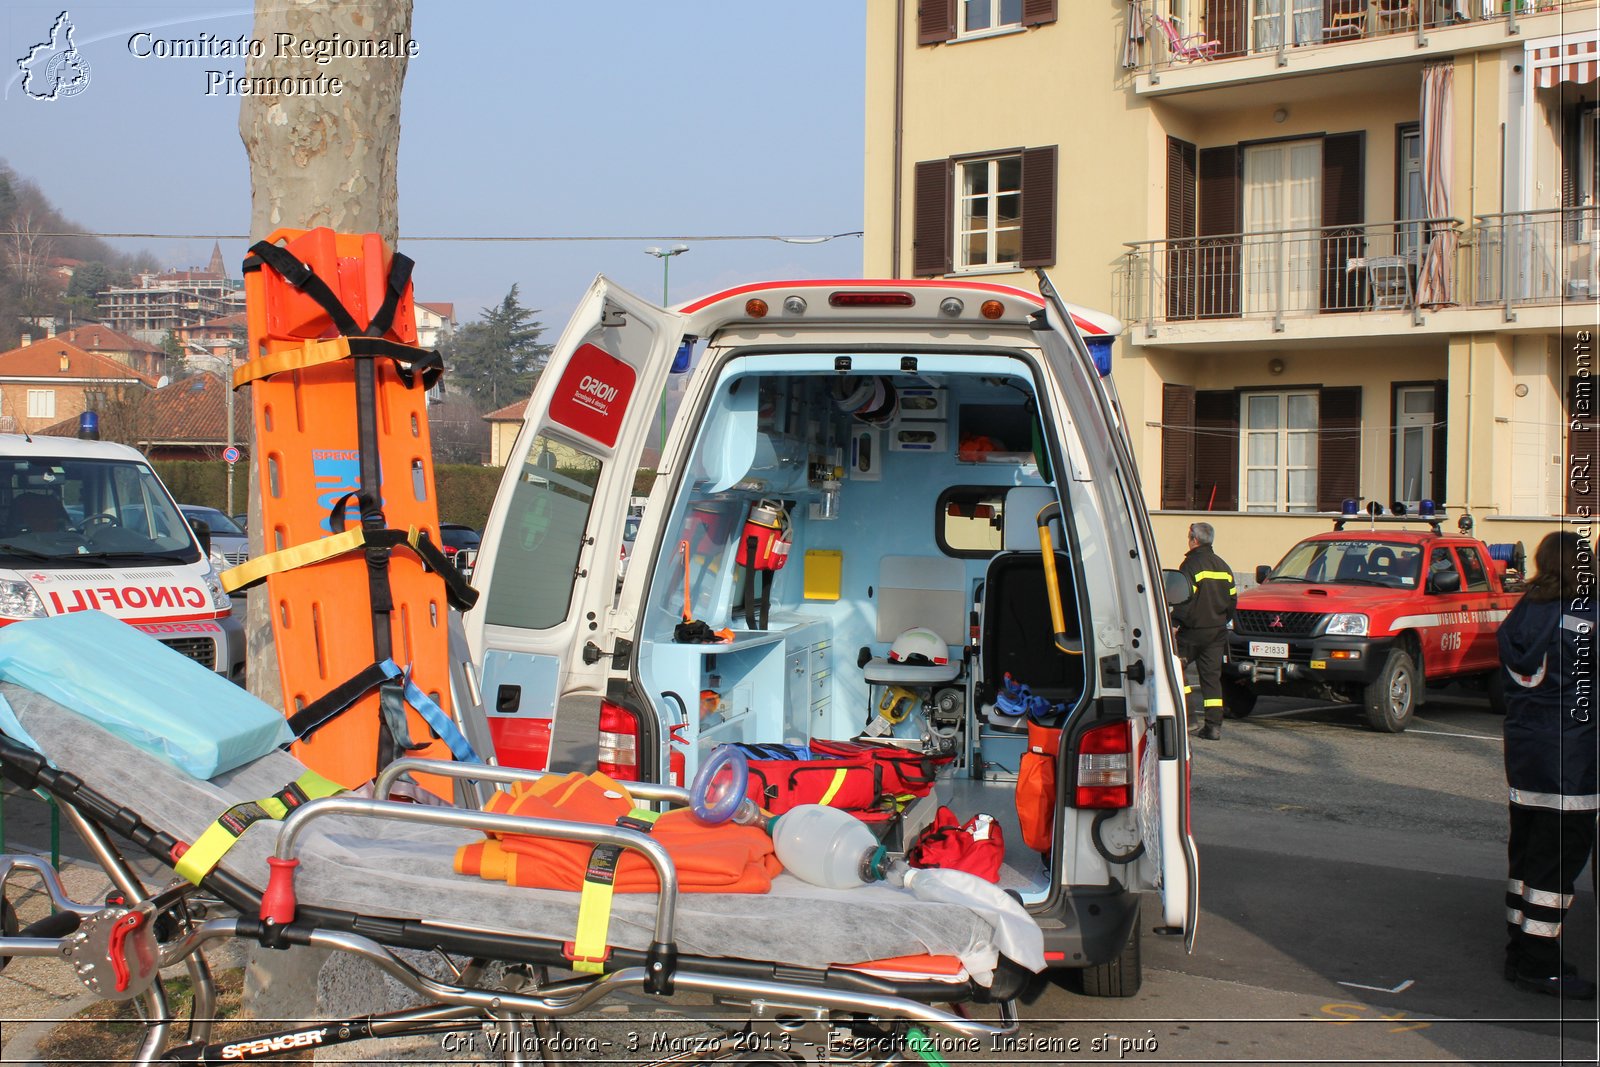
[1035, 501, 1082, 655]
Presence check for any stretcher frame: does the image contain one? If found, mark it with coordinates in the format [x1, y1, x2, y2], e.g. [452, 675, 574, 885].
[0, 742, 1022, 1065]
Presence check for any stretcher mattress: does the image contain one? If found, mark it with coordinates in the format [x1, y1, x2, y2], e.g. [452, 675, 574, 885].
[0, 683, 1012, 982]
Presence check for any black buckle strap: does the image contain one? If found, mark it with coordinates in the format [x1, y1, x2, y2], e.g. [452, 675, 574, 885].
[285, 662, 395, 741]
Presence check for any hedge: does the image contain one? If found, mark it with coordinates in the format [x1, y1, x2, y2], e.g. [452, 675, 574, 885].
[154, 460, 660, 532]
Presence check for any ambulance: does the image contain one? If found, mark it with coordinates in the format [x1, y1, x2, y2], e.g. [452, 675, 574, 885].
[0, 434, 244, 679]
[466, 276, 1198, 992]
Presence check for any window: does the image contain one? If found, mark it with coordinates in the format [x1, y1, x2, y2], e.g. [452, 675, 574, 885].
[1242, 140, 1322, 315]
[918, 0, 1055, 44]
[914, 146, 1056, 275]
[482, 434, 602, 630]
[1396, 124, 1425, 258]
[1392, 384, 1438, 510]
[83, 390, 106, 412]
[1456, 545, 1490, 592]
[26, 390, 55, 420]
[937, 486, 1006, 557]
[961, 0, 1023, 34]
[1427, 546, 1460, 593]
[958, 155, 1023, 270]
[1241, 391, 1318, 512]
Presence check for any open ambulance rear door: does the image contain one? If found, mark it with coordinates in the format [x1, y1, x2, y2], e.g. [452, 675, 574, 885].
[465, 277, 686, 775]
[1034, 273, 1200, 951]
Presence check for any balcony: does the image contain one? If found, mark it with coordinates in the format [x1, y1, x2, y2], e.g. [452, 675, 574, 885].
[1122, 210, 1599, 338]
[1471, 208, 1600, 317]
[1131, 0, 1584, 92]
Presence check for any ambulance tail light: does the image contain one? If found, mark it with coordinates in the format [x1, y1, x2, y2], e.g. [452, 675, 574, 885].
[828, 291, 915, 308]
[1074, 720, 1132, 809]
[597, 700, 641, 781]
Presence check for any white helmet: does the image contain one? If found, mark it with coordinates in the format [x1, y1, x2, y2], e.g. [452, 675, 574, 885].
[888, 627, 948, 666]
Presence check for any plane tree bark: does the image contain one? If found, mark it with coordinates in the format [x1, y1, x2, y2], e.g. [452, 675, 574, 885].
[236, 0, 412, 1023]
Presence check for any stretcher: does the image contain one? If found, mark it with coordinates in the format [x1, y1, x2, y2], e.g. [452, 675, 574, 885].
[0, 679, 1033, 1064]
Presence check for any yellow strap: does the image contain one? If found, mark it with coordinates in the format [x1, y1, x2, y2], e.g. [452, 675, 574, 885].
[818, 768, 849, 806]
[174, 770, 343, 885]
[221, 527, 367, 592]
[233, 337, 356, 389]
[571, 808, 659, 974]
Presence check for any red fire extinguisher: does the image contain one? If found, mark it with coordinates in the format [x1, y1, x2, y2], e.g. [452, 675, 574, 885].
[736, 500, 790, 629]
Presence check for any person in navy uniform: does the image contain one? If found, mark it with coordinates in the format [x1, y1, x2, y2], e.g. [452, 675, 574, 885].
[1499, 531, 1598, 998]
[1173, 522, 1237, 741]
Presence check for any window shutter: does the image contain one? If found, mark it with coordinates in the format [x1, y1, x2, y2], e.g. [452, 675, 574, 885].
[1167, 138, 1198, 321]
[1019, 145, 1058, 268]
[1022, 0, 1058, 26]
[1197, 145, 1241, 319]
[1320, 132, 1366, 313]
[1431, 380, 1448, 505]
[918, 0, 956, 45]
[1569, 374, 1598, 516]
[1317, 385, 1363, 512]
[912, 158, 954, 277]
[1162, 384, 1196, 509]
[1194, 390, 1239, 511]
[1208, 0, 1247, 59]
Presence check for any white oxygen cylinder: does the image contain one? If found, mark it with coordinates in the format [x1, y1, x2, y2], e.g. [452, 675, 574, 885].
[769, 805, 904, 889]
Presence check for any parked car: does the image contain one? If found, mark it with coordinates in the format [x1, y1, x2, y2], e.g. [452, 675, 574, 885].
[438, 523, 481, 573]
[178, 505, 250, 573]
[1224, 507, 1524, 732]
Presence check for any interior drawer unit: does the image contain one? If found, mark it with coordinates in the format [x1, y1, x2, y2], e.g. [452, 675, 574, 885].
[810, 667, 830, 703]
[811, 696, 830, 722]
[810, 639, 831, 670]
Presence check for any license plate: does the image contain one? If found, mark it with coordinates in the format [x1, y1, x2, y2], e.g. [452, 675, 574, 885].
[1249, 641, 1289, 659]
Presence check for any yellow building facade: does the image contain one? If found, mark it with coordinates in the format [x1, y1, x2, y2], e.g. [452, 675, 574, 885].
[865, 0, 1596, 573]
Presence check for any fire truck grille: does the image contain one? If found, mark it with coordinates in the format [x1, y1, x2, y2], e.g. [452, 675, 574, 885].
[159, 637, 216, 670]
[1234, 610, 1325, 638]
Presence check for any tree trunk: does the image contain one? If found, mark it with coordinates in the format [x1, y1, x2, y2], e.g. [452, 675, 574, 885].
[238, 0, 411, 710]
[236, 0, 411, 1025]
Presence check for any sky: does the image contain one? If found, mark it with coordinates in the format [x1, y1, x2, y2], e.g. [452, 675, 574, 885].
[1, 1, 867, 329]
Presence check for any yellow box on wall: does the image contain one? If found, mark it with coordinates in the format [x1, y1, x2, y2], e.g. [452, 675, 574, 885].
[804, 549, 843, 600]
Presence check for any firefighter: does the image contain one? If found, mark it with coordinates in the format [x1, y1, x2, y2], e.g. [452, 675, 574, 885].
[1173, 522, 1236, 741]
[1499, 531, 1598, 999]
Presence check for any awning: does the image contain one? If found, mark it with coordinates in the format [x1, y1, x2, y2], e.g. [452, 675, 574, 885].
[1532, 37, 1599, 89]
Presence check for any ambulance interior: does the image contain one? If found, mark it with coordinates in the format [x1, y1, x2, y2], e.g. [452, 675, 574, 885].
[634, 359, 1090, 900]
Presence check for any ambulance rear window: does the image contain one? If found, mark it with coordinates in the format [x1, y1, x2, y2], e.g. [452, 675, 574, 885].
[481, 435, 601, 631]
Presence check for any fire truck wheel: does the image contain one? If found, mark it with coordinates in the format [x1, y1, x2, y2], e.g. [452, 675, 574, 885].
[1363, 648, 1418, 733]
[1222, 679, 1257, 719]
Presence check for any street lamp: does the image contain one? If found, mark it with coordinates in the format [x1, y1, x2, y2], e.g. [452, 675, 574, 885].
[644, 244, 689, 453]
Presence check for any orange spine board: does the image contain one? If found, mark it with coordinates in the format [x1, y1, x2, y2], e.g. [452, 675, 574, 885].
[243, 227, 452, 794]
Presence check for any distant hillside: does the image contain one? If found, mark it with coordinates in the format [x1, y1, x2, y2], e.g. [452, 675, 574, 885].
[0, 159, 157, 349]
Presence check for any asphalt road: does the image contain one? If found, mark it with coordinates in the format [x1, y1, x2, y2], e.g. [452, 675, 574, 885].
[3, 686, 1596, 1064]
[1015, 686, 1600, 1065]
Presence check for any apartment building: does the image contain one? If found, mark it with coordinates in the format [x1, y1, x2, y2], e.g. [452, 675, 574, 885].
[0, 337, 156, 435]
[865, 0, 1594, 566]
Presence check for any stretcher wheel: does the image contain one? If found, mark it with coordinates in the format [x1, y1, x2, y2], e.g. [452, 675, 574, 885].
[689, 744, 748, 825]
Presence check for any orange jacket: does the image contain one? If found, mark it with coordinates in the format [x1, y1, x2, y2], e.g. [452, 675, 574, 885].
[454, 771, 781, 894]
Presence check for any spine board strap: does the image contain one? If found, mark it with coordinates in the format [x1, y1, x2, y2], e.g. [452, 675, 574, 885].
[232, 335, 444, 393]
[171, 770, 344, 885]
[285, 658, 480, 764]
[220, 524, 478, 613]
[568, 807, 661, 973]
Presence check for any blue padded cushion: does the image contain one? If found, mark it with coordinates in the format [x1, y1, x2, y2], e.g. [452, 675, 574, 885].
[0, 611, 291, 779]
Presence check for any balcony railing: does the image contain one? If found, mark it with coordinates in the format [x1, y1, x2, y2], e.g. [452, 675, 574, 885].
[1134, 0, 1575, 80]
[1122, 218, 1459, 333]
[1471, 208, 1600, 317]
[1123, 210, 1600, 331]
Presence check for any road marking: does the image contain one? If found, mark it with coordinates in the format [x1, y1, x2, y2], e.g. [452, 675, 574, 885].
[1406, 727, 1500, 740]
[1338, 978, 1415, 994]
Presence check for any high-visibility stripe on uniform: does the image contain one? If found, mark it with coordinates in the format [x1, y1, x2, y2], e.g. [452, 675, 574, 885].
[1520, 916, 1562, 938]
[1509, 788, 1600, 811]
[1191, 570, 1236, 595]
[1203, 698, 1224, 708]
[1507, 907, 1525, 925]
[1507, 878, 1525, 894]
[1522, 887, 1574, 908]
